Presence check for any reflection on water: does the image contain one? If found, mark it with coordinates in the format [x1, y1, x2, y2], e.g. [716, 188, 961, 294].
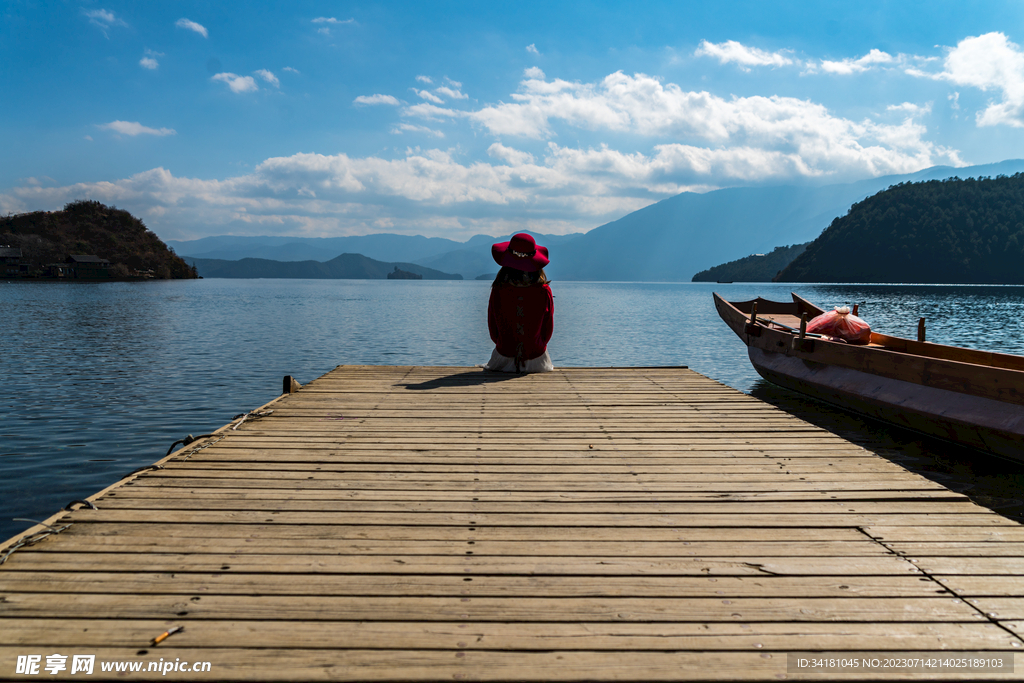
[2, 279, 1023, 542]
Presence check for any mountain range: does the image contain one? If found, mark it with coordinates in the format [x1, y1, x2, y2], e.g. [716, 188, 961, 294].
[168, 159, 1024, 281]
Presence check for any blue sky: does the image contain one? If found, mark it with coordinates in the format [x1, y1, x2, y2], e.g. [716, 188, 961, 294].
[4, 1, 1024, 241]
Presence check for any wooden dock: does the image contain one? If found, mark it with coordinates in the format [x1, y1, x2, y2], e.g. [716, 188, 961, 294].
[2, 365, 1023, 680]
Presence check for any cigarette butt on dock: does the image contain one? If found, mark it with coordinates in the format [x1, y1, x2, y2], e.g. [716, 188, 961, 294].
[151, 626, 184, 645]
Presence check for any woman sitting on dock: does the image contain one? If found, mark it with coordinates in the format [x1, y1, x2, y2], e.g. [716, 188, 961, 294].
[484, 233, 554, 373]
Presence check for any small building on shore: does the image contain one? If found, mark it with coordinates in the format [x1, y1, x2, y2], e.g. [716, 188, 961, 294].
[1, 247, 30, 278]
[66, 254, 111, 279]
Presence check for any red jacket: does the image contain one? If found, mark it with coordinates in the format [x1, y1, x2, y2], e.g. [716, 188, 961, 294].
[488, 283, 553, 360]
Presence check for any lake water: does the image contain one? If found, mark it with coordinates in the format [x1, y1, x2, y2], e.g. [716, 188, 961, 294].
[3, 279, 1024, 542]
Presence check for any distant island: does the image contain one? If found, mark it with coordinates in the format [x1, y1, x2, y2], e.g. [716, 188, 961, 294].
[692, 243, 808, 282]
[1, 200, 198, 280]
[387, 266, 422, 280]
[776, 173, 1024, 283]
[185, 253, 462, 280]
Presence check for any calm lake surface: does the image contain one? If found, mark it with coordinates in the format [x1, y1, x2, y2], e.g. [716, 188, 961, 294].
[3, 279, 1024, 542]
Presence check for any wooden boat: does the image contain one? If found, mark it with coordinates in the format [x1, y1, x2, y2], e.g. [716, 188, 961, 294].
[714, 292, 1024, 462]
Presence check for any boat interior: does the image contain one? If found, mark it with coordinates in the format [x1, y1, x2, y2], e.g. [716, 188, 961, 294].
[722, 293, 1024, 373]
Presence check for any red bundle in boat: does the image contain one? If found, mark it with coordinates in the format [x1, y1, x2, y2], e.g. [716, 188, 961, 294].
[805, 306, 872, 344]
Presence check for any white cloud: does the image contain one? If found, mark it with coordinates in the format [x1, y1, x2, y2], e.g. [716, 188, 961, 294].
[887, 102, 932, 116]
[413, 88, 444, 104]
[175, 18, 208, 38]
[416, 75, 433, 84]
[254, 69, 280, 87]
[312, 16, 354, 34]
[354, 94, 401, 106]
[694, 40, 794, 69]
[84, 9, 120, 25]
[949, 91, 960, 110]
[84, 9, 127, 35]
[435, 86, 468, 100]
[524, 67, 545, 79]
[140, 49, 163, 70]
[404, 103, 452, 122]
[526, 44, 540, 55]
[403, 70, 962, 179]
[392, 123, 445, 138]
[97, 121, 176, 137]
[820, 49, 894, 74]
[212, 73, 258, 94]
[488, 143, 535, 166]
[283, 67, 300, 75]
[915, 33, 1024, 128]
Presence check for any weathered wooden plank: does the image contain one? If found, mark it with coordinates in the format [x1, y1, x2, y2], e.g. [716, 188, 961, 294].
[213, 437, 885, 447]
[0, 593, 982, 621]
[133, 469, 939, 482]
[1002, 621, 1024, 642]
[175, 452, 888, 463]
[866, 526, 1024, 542]
[116, 479, 949, 492]
[91, 499, 984, 514]
[112, 487, 963, 501]
[914, 558, 1024, 575]
[50, 523, 870, 542]
[0, 572, 948, 597]
[888, 542, 1024, 556]
[27, 537, 894, 557]
[964, 598, 1024, 620]
[934, 576, 1024, 597]
[3, 619, 1014, 651]
[55, 509, 1016, 526]
[1, 551, 922, 575]
[135, 464, 928, 477]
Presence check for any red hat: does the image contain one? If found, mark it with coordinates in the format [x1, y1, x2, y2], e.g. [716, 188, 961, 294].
[491, 233, 550, 272]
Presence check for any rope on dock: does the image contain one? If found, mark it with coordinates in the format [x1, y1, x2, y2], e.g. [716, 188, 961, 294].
[175, 434, 225, 461]
[175, 409, 274, 461]
[230, 409, 274, 430]
[0, 519, 73, 565]
[124, 464, 164, 478]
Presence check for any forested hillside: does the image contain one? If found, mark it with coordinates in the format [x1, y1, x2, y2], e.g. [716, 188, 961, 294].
[692, 243, 808, 282]
[1, 200, 197, 278]
[776, 174, 1024, 283]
